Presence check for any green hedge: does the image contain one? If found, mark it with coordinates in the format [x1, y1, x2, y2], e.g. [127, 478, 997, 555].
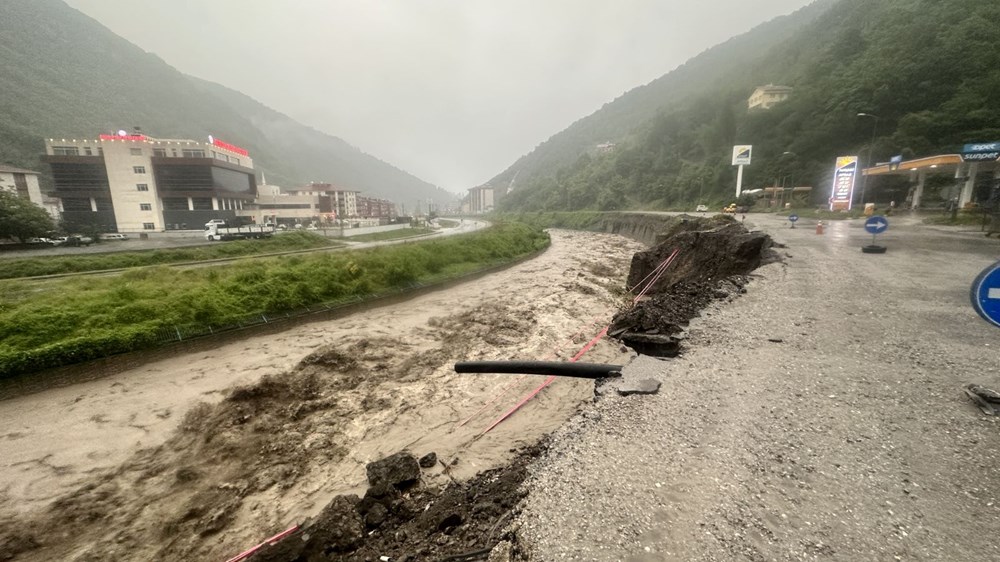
[0, 223, 549, 378]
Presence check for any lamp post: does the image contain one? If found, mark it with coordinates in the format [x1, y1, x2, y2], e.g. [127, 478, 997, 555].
[857, 113, 879, 206]
[780, 151, 797, 208]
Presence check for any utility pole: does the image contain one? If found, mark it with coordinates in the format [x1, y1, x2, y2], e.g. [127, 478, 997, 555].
[857, 113, 879, 206]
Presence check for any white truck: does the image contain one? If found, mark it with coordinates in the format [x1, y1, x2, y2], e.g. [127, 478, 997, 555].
[204, 221, 275, 241]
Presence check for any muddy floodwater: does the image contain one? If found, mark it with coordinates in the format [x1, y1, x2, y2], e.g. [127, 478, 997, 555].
[0, 229, 643, 561]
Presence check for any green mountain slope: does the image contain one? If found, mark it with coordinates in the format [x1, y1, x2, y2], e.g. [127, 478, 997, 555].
[489, 0, 838, 189]
[0, 0, 452, 205]
[499, 0, 1000, 212]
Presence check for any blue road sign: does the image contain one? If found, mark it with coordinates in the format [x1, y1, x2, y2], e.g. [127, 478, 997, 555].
[971, 261, 1000, 328]
[789, 214, 799, 223]
[864, 215, 889, 234]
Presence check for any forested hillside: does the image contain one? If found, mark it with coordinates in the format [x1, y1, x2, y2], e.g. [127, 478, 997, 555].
[499, 0, 1000, 211]
[0, 0, 452, 204]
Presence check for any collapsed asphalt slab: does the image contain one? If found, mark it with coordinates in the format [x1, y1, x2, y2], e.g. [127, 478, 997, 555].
[610, 215, 780, 357]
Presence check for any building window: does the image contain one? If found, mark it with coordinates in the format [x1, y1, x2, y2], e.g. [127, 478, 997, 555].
[53, 146, 80, 156]
[182, 149, 206, 158]
[130, 148, 143, 156]
[143, 223, 155, 230]
[133, 166, 146, 174]
[84, 147, 93, 156]
[191, 197, 213, 210]
[153, 148, 167, 157]
[136, 183, 149, 191]
[98, 147, 104, 155]
[231, 158, 240, 166]
[140, 203, 152, 211]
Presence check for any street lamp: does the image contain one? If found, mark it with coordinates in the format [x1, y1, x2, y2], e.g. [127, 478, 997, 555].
[779, 152, 797, 207]
[857, 113, 879, 206]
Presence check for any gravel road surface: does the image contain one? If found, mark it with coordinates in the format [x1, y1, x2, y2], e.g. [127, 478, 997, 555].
[515, 214, 1000, 561]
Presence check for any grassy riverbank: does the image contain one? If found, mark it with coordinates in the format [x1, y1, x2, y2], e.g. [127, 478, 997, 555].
[0, 223, 549, 378]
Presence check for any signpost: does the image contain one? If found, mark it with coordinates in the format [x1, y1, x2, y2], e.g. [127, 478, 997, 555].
[961, 142, 1000, 162]
[829, 156, 859, 211]
[862, 215, 888, 253]
[788, 214, 799, 229]
[971, 261, 1000, 329]
[732, 145, 752, 198]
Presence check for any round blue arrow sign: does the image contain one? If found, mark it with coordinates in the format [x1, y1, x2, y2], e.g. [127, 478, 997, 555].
[971, 261, 1000, 328]
[864, 215, 889, 234]
[788, 214, 799, 223]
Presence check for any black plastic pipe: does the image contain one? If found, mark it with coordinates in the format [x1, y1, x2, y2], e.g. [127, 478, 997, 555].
[454, 360, 623, 379]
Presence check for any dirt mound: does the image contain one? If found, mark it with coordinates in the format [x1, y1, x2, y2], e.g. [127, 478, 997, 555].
[610, 217, 780, 355]
[251, 446, 540, 561]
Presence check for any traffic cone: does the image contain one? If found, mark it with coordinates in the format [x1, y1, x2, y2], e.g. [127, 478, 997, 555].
[816, 221, 824, 235]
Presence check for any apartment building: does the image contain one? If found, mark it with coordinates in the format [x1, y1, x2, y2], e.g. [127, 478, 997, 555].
[42, 132, 256, 232]
[285, 183, 360, 219]
[467, 185, 494, 214]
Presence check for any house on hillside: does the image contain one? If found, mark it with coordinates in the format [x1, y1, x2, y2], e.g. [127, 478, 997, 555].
[748, 84, 793, 110]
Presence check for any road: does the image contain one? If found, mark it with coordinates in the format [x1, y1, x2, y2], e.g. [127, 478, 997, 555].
[515, 213, 1000, 561]
[0, 220, 486, 260]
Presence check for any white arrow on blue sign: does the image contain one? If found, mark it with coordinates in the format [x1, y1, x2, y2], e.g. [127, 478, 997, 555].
[971, 261, 1000, 328]
[789, 214, 799, 222]
[864, 215, 889, 234]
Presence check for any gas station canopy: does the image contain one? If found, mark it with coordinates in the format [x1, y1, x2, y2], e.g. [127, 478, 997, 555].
[861, 143, 1000, 209]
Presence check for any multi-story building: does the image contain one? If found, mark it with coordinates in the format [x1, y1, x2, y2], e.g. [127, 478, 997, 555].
[748, 84, 793, 110]
[286, 183, 360, 219]
[467, 185, 494, 214]
[0, 164, 60, 218]
[357, 195, 397, 219]
[42, 132, 256, 233]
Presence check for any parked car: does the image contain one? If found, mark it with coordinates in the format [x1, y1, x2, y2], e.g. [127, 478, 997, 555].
[101, 233, 130, 241]
[695, 204, 709, 212]
[50, 235, 93, 247]
[27, 237, 52, 244]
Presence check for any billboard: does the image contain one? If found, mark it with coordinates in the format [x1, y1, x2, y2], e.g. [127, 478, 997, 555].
[962, 141, 1000, 162]
[830, 156, 859, 211]
[732, 145, 752, 166]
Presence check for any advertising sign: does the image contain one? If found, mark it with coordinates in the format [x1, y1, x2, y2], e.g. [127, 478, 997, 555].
[829, 156, 858, 211]
[889, 155, 903, 171]
[208, 135, 250, 157]
[732, 145, 753, 166]
[962, 142, 1000, 162]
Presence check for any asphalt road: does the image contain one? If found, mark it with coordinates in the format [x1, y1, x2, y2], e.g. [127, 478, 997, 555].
[0, 220, 486, 264]
[514, 213, 1000, 561]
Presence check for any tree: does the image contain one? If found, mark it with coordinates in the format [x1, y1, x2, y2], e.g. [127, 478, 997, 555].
[736, 193, 758, 209]
[0, 191, 56, 242]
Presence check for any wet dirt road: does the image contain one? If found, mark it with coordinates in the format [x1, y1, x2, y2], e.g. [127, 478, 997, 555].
[515, 214, 1000, 561]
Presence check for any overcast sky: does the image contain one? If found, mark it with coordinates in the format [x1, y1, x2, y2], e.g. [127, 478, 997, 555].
[65, 0, 814, 193]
